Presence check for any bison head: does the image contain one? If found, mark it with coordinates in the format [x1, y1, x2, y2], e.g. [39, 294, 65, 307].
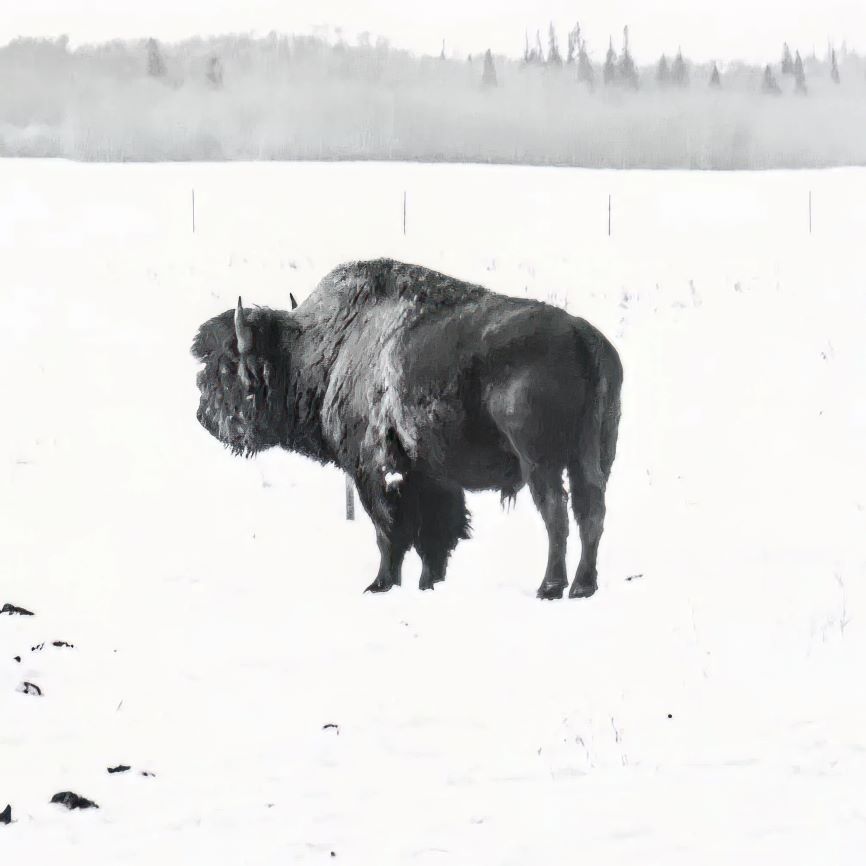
[191, 298, 294, 457]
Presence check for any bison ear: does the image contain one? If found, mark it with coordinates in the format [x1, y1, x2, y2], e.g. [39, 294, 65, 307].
[234, 296, 253, 354]
[290, 293, 298, 310]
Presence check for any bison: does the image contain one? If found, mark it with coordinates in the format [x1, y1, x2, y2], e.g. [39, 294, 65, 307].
[192, 259, 622, 599]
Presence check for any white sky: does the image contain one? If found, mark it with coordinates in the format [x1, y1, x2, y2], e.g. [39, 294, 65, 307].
[2, 0, 864, 64]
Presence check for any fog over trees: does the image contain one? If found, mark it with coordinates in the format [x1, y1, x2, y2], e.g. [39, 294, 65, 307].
[1, 27, 864, 167]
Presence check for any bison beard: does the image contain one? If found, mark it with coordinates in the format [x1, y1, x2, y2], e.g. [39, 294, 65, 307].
[192, 259, 622, 600]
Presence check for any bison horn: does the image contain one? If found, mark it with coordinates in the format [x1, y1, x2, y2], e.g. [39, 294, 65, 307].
[290, 293, 298, 310]
[234, 296, 253, 354]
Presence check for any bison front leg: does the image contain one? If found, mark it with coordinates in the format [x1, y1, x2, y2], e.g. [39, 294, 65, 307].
[356, 474, 416, 594]
[365, 525, 411, 593]
[414, 478, 470, 591]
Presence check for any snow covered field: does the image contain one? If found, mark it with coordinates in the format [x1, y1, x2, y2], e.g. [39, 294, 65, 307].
[2, 159, 866, 864]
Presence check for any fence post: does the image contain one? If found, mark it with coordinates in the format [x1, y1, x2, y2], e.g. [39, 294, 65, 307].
[345, 475, 355, 521]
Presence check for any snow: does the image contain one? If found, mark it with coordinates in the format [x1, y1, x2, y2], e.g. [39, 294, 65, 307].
[1, 159, 866, 864]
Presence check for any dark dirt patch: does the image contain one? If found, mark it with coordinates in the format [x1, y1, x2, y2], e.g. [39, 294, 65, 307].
[51, 792, 99, 810]
[1, 604, 34, 616]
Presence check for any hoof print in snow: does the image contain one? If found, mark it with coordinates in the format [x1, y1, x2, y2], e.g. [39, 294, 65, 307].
[107, 765, 131, 774]
[0, 804, 11, 825]
[19, 681, 42, 696]
[322, 723, 340, 734]
[51, 792, 99, 810]
[1, 604, 34, 616]
[53, 641, 74, 649]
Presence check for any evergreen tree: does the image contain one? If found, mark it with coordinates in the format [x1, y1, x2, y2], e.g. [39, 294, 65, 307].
[831, 48, 840, 83]
[671, 49, 688, 87]
[206, 55, 223, 88]
[567, 23, 580, 64]
[656, 54, 670, 86]
[781, 42, 794, 75]
[793, 51, 807, 93]
[762, 64, 781, 94]
[577, 38, 594, 87]
[481, 48, 497, 87]
[618, 26, 638, 89]
[547, 23, 562, 66]
[709, 63, 721, 88]
[146, 38, 165, 78]
[603, 37, 617, 85]
[524, 29, 543, 64]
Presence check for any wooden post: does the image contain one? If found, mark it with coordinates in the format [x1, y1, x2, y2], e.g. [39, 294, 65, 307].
[345, 475, 355, 521]
[192, 188, 196, 233]
[403, 190, 407, 236]
[608, 194, 611, 237]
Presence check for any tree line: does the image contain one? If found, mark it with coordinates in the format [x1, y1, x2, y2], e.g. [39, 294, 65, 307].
[0, 29, 864, 167]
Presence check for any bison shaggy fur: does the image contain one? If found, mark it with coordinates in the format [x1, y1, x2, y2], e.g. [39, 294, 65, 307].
[192, 259, 622, 599]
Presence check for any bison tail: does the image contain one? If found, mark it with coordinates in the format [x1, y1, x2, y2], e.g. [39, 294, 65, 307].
[599, 352, 622, 480]
[572, 326, 623, 488]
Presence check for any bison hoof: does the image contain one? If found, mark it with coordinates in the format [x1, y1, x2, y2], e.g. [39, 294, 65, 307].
[536, 582, 567, 600]
[419, 571, 445, 592]
[364, 579, 396, 594]
[569, 580, 597, 599]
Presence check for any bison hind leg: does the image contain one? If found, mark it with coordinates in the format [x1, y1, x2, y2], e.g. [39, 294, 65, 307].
[526, 465, 570, 600]
[567, 461, 604, 599]
[414, 478, 470, 591]
[567, 356, 621, 600]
